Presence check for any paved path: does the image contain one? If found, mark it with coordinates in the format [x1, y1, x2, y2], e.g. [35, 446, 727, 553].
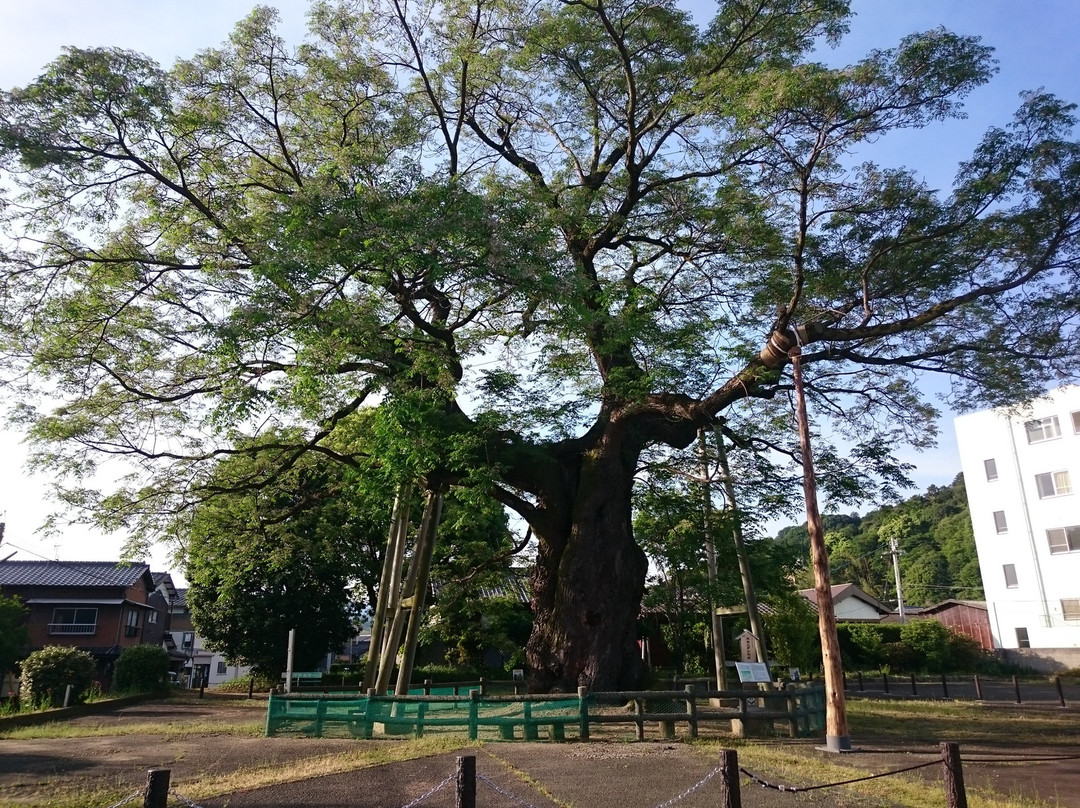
[197, 742, 890, 808]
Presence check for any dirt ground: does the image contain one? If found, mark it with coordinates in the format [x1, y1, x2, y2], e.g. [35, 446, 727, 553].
[1, 697, 1078, 808]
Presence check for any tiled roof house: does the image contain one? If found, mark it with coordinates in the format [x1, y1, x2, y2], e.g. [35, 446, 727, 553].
[0, 559, 167, 677]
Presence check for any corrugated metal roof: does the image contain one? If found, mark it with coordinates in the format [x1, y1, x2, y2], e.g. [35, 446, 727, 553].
[0, 560, 151, 588]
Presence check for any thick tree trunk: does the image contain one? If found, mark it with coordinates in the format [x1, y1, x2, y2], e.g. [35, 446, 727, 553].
[525, 425, 648, 692]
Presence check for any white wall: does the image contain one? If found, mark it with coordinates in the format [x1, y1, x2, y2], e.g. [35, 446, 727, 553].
[955, 386, 1080, 651]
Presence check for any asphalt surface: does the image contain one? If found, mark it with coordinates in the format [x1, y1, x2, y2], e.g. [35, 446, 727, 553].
[195, 742, 899, 808]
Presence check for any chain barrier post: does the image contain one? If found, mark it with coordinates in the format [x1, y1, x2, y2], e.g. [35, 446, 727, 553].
[973, 674, 983, 700]
[1054, 676, 1066, 707]
[456, 755, 476, 808]
[1013, 675, 1022, 704]
[718, 749, 741, 808]
[941, 674, 949, 699]
[910, 674, 917, 696]
[940, 742, 967, 808]
[144, 768, 170, 808]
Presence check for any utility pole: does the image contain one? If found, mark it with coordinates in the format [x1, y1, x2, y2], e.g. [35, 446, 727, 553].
[889, 537, 906, 624]
[789, 342, 851, 753]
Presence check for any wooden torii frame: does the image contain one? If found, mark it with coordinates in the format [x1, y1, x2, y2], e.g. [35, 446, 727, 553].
[362, 483, 445, 695]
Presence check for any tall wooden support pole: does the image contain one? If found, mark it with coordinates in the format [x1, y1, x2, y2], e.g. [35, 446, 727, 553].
[790, 345, 850, 752]
[378, 488, 443, 695]
[363, 483, 412, 692]
[699, 430, 728, 691]
[395, 489, 444, 696]
[714, 426, 768, 667]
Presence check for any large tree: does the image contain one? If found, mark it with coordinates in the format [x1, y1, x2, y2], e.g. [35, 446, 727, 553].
[2, 1, 1078, 690]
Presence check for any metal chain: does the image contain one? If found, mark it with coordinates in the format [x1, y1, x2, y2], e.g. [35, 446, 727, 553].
[649, 766, 724, 808]
[399, 771, 456, 808]
[171, 790, 208, 808]
[104, 791, 142, 808]
[740, 759, 941, 793]
[477, 772, 553, 808]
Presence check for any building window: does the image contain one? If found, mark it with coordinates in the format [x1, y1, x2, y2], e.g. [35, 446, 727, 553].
[993, 511, 1008, 533]
[1047, 526, 1080, 554]
[1015, 627, 1030, 648]
[1062, 599, 1080, 621]
[1035, 470, 1072, 498]
[1073, 411, 1080, 434]
[124, 610, 140, 638]
[147, 611, 158, 624]
[182, 632, 195, 650]
[984, 458, 998, 481]
[1025, 416, 1061, 443]
[1003, 564, 1018, 588]
[49, 607, 98, 635]
[217, 660, 227, 676]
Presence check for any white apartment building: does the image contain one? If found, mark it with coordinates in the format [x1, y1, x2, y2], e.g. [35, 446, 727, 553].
[954, 386, 1080, 667]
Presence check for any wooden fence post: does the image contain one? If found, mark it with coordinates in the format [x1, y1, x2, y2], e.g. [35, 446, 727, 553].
[456, 755, 476, 808]
[577, 686, 590, 741]
[882, 673, 889, 694]
[973, 675, 982, 701]
[941, 742, 967, 808]
[468, 689, 480, 741]
[941, 674, 949, 699]
[910, 674, 917, 696]
[857, 671, 864, 692]
[1054, 676, 1066, 707]
[718, 749, 741, 808]
[685, 684, 698, 739]
[144, 768, 170, 808]
[1012, 676, 1022, 704]
[634, 698, 645, 741]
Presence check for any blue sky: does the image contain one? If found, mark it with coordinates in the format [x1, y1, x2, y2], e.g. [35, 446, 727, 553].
[0, 1, 1077, 569]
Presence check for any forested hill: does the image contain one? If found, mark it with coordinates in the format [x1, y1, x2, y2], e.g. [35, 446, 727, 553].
[772, 475, 983, 608]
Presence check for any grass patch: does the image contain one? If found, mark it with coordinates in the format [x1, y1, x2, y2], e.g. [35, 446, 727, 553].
[846, 699, 1077, 746]
[0, 717, 264, 741]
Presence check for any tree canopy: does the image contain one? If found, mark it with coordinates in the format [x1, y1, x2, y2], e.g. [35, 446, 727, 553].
[1, 0, 1078, 690]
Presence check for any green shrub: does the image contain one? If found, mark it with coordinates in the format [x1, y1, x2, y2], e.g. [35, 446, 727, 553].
[20, 646, 96, 707]
[113, 645, 169, 693]
[900, 620, 954, 673]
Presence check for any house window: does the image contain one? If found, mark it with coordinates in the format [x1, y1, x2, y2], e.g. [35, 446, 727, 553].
[1047, 526, 1080, 554]
[50, 607, 98, 635]
[1062, 599, 1080, 621]
[147, 611, 158, 624]
[993, 511, 1008, 534]
[1025, 416, 1061, 443]
[182, 632, 194, 650]
[984, 458, 998, 481]
[217, 660, 227, 676]
[1035, 471, 1072, 498]
[1073, 411, 1080, 434]
[1015, 627, 1030, 648]
[1003, 564, 1018, 588]
[124, 610, 140, 638]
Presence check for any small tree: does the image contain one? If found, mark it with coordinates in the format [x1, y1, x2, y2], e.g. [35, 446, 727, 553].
[20, 646, 96, 707]
[762, 591, 820, 673]
[113, 645, 169, 693]
[0, 591, 29, 678]
[900, 620, 955, 674]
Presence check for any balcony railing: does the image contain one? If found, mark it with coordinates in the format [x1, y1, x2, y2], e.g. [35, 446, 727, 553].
[49, 622, 97, 635]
